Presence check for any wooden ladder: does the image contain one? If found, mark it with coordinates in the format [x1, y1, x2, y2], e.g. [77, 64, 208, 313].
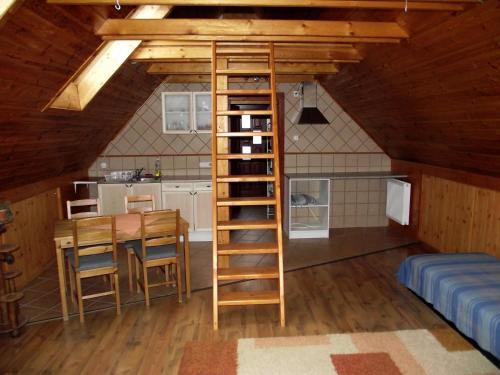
[211, 42, 285, 330]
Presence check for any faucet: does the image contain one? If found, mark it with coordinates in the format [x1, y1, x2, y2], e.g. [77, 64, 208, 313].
[134, 168, 144, 181]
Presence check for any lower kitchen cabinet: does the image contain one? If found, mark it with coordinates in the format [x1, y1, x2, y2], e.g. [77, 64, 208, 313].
[162, 181, 212, 241]
[98, 183, 161, 215]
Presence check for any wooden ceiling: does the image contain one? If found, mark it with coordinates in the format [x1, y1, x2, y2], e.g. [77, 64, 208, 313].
[0, 2, 163, 191]
[320, 0, 500, 177]
[0, 0, 495, 195]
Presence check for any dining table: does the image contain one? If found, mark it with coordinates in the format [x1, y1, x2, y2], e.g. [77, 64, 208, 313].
[53, 213, 191, 321]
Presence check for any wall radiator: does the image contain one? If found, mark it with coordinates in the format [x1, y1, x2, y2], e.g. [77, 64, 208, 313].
[386, 179, 411, 225]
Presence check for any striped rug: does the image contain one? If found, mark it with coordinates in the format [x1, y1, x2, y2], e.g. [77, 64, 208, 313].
[178, 329, 499, 375]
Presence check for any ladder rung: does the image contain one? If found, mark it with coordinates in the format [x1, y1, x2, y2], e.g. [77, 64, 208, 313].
[217, 153, 274, 160]
[218, 291, 280, 306]
[216, 48, 271, 55]
[217, 197, 276, 206]
[217, 174, 275, 182]
[216, 132, 273, 138]
[218, 266, 279, 281]
[217, 219, 277, 230]
[216, 110, 272, 116]
[218, 242, 279, 255]
[216, 69, 271, 75]
[216, 89, 272, 96]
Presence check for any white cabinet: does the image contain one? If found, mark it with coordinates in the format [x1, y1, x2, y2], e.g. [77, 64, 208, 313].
[162, 181, 212, 241]
[98, 184, 129, 215]
[98, 183, 161, 215]
[162, 190, 194, 229]
[162, 92, 211, 134]
[193, 92, 211, 133]
[284, 177, 330, 239]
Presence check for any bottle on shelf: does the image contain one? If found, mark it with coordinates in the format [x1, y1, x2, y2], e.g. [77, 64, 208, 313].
[154, 158, 161, 179]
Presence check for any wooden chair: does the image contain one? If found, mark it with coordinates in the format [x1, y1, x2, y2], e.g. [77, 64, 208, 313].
[128, 209, 182, 307]
[124, 195, 155, 214]
[66, 198, 101, 219]
[124, 194, 155, 291]
[68, 216, 121, 323]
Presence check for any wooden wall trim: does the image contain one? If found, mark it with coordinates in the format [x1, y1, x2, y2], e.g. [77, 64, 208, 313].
[392, 159, 500, 191]
[0, 169, 88, 204]
[392, 158, 500, 256]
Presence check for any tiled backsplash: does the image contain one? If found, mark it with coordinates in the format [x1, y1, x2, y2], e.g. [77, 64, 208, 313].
[89, 81, 390, 228]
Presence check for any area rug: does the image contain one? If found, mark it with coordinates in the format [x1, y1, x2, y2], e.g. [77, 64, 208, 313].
[178, 329, 499, 375]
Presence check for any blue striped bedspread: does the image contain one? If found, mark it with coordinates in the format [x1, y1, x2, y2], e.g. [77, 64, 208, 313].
[398, 252, 500, 359]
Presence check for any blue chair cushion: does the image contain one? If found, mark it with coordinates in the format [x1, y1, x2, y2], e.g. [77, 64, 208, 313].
[68, 252, 116, 271]
[132, 242, 177, 261]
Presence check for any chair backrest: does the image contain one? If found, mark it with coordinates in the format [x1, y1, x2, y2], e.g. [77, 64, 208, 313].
[71, 216, 117, 269]
[67, 198, 101, 219]
[140, 209, 180, 260]
[125, 194, 155, 214]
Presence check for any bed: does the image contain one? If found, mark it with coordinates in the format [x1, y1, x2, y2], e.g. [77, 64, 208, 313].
[398, 252, 500, 359]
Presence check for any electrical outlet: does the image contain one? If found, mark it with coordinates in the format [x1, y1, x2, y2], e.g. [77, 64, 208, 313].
[199, 161, 211, 168]
[293, 135, 299, 141]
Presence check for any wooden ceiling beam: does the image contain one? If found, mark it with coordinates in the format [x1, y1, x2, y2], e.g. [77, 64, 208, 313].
[130, 45, 361, 62]
[141, 41, 354, 49]
[162, 75, 316, 83]
[147, 62, 339, 74]
[47, 0, 470, 11]
[104, 34, 402, 44]
[96, 19, 409, 41]
[44, 5, 172, 111]
[0, 0, 18, 24]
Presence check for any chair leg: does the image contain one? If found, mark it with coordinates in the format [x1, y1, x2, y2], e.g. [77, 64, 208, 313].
[114, 272, 121, 316]
[69, 266, 76, 305]
[127, 250, 134, 292]
[164, 265, 169, 284]
[135, 258, 141, 293]
[75, 274, 85, 323]
[143, 265, 150, 308]
[176, 261, 182, 304]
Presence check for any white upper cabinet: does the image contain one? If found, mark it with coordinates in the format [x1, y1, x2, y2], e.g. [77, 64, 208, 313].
[193, 92, 212, 133]
[162, 92, 191, 133]
[162, 92, 211, 134]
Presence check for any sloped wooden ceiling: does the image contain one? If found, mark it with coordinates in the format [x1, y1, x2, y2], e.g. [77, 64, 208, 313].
[320, 0, 500, 177]
[0, 1, 162, 192]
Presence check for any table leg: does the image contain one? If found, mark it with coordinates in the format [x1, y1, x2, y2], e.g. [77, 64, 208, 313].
[55, 242, 69, 321]
[183, 225, 191, 299]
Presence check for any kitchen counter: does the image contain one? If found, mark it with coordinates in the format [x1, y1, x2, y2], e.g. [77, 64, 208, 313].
[89, 175, 212, 184]
[285, 171, 408, 180]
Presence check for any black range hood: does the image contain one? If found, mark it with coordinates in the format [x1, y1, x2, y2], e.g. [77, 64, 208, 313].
[295, 81, 329, 125]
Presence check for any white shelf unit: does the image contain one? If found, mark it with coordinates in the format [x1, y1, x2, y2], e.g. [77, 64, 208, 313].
[162, 92, 211, 134]
[284, 177, 330, 238]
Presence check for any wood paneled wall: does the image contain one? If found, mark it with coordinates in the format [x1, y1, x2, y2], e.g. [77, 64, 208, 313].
[391, 160, 500, 258]
[419, 175, 500, 257]
[0, 1, 162, 192]
[0, 170, 87, 287]
[321, 0, 500, 177]
[1, 189, 62, 288]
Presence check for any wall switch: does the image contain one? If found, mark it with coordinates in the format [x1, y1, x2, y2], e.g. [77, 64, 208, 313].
[199, 161, 212, 168]
[293, 135, 299, 141]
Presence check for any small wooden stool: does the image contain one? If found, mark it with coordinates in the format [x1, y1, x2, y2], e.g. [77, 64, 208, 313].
[3, 270, 22, 293]
[0, 244, 19, 265]
[0, 292, 27, 337]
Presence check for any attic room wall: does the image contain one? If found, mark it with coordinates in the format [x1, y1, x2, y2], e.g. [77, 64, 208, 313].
[0, 2, 162, 286]
[319, 0, 500, 177]
[90, 82, 391, 228]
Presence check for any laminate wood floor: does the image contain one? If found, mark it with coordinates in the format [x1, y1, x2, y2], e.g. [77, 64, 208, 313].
[0, 244, 458, 374]
[20, 227, 415, 322]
